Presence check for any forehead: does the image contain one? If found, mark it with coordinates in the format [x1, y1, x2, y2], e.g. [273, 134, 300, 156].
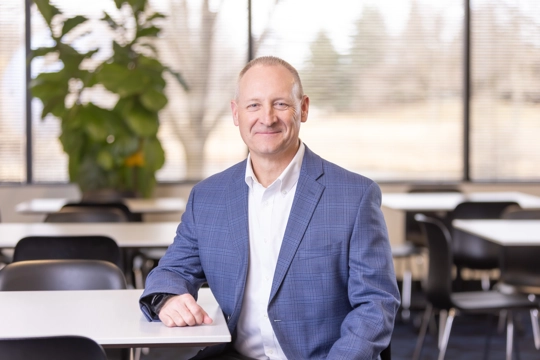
[238, 64, 296, 99]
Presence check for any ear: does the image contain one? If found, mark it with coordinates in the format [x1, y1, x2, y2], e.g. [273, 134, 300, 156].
[231, 100, 239, 126]
[300, 95, 310, 123]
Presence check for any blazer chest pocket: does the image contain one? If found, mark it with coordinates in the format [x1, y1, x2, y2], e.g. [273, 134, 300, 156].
[296, 242, 343, 260]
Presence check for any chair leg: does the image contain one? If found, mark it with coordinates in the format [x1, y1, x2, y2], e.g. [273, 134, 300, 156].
[506, 310, 514, 360]
[499, 310, 508, 334]
[413, 303, 433, 360]
[438, 308, 456, 360]
[481, 272, 491, 291]
[531, 309, 540, 350]
[401, 266, 412, 321]
[438, 310, 448, 349]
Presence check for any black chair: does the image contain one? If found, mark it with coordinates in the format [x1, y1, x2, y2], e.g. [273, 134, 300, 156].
[380, 342, 391, 360]
[412, 214, 538, 360]
[502, 208, 540, 220]
[61, 202, 141, 222]
[451, 201, 519, 290]
[12, 235, 122, 268]
[0, 259, 126, 291]
[0, 335, 108, 360]
[44, 207, 128, 223]
[392, 186, 461, 320]
[44, 202, 134, 223]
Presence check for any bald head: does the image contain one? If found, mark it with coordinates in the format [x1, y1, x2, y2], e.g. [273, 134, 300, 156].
[234, 56, 304, 101]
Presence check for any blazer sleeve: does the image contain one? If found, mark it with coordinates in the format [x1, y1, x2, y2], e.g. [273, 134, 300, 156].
[327, 181, 400, 359]
[140, 188, 207, 320]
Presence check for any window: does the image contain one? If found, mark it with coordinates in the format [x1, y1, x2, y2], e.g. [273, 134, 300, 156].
[1, 0, 539, 184]
[0, 0, 26, 182]
[254, 0, 464, 181]
[471, 0, 540, 181]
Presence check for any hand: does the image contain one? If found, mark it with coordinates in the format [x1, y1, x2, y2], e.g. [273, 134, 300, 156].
[158, 293, 213, 327]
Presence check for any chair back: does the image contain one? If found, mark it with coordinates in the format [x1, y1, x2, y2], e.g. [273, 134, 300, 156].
[414, 214, 454, 310]
[498, 208, 540, 291]
[0, 335, 107, 360]
[502, 208, 540, 220]
[13, 235, 121, 267]
[404, 186, 460, 247]
[0, 259, 127, 291]
[62, 202, 140, 222]
[44, 207, 128, 223]
[451, 201, 519, 270]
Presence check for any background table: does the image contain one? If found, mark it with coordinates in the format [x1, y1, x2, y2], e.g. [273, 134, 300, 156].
[382, 191, 540, 212]
[15, 198, 186, 215]
[0, 288, 230, 348]
[0, 222, 179, 249]
[452, 219, 540, 246]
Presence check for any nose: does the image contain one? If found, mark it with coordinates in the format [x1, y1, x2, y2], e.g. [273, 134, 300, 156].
[260, 105, 277, 126]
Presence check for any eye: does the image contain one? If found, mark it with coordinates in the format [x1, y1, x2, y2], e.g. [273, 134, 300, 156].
[274, 102, 289, 110]
[247, 103, 260, 111]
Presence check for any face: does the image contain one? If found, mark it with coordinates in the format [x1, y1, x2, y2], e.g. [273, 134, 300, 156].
[231, 64, 309, 164]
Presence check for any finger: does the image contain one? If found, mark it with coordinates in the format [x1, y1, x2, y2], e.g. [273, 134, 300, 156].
[160, 312, 185, 327]
[184, 300, 213, 325]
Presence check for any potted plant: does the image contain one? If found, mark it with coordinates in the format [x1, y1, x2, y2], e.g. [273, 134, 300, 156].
[30, 0, 188, 198]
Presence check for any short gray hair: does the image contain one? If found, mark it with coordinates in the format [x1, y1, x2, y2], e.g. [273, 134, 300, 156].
[234, 56, 304, 100]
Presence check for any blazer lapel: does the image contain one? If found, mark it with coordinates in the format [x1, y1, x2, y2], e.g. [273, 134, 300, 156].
[225, 162, 250, 316]
[269, 147, 325, 301]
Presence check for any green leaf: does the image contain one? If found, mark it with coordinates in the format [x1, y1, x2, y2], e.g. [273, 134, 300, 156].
[61, 15, 88, 38]
[113, 97, 135, 118]
[97, 63, 130, 90]
[41, 96, 65, 118]
[109, 134, 139, 158]
[142, 136, 165, 171]
[81, 107, 109, 141]
[140, 88, 167, 112]
[125, 104, 159, 136]
[33, 0, 61, 27]
[138, 56, 163, 72]
[165, 67, 189, 91]
[136, 26, 160, 38]
[146, 12, 166, 22]
[113, 0, 125, 9]
[31, 46, 56, 59]
[127, 0, 146, 13]
[97, 149, 114, 170]
[101, 12, 119, 30]
[31, 81, 68, 105]
[97, 63, 149, 97]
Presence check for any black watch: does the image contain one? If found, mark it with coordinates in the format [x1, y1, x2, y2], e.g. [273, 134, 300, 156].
[150, 293, 174, 314]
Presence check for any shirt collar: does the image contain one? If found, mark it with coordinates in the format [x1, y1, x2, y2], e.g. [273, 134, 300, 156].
[245, 142, 305, 193]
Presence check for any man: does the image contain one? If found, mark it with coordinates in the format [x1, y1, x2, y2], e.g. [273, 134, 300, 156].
[140, 56, 400, 359]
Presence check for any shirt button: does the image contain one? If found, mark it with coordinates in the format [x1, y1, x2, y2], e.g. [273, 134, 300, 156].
[263, 314, 268, 318]
[268, 350, 274, 354]
[282, 190, 287, 195]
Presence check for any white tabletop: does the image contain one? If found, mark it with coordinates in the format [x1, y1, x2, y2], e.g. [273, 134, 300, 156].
[382, 191, 540, 212]
[0, 222, 178, 248]
[0, 288, 230, 347]
[15, 197, 186, 215]
[453, 219, 540, 246]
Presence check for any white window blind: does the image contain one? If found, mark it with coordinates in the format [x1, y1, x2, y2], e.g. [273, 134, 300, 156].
[471, 0, 540, 181]
[0, 0, 26, 182]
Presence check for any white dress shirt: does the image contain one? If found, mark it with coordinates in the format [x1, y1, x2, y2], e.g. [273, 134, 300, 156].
[234, 142, 305, 360]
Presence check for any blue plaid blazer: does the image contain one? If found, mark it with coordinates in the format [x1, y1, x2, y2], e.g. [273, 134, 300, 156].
[141, 146, 400, 359]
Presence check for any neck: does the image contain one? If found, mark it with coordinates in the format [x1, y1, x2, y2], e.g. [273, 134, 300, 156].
[250, 144, 299, 187]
